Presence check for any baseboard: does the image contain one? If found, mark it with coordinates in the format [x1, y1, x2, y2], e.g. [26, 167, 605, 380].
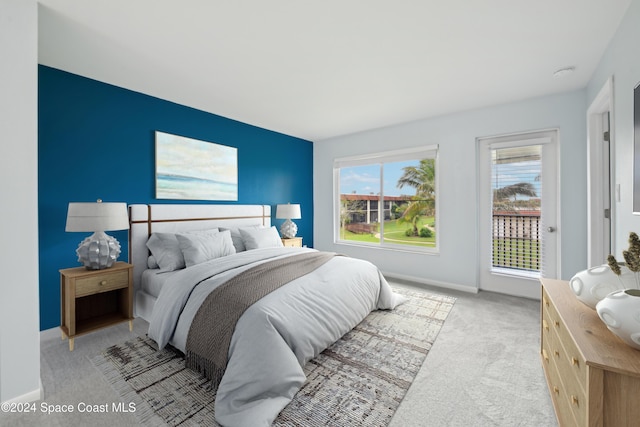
[40, 326, 61, 341]
[480, 281, 541, 300]
[2, 381, 42, 405]
[382, 271, 479, 294]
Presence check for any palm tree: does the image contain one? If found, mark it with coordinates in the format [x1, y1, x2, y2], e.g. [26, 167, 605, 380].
[396, 159, 436, 236]
[396, 199, 434, 236]
[494, 182, 537, 201]
[493, 182, 537, 213]
[397, 159, 436, 198]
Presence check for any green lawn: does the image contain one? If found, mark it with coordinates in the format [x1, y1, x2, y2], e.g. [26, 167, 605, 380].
[340, 217, 436, 247]
[492, 238, 540, 271]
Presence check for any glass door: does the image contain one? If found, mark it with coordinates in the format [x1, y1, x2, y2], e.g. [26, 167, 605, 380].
[477, 130, 558, 299]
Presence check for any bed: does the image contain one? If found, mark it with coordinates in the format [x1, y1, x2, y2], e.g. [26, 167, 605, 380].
[128, 204, 406, 426]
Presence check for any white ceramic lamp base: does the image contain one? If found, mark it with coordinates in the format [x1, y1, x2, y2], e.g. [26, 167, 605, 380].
[280, 219, 298, 239]
[76, 231, 121, 270]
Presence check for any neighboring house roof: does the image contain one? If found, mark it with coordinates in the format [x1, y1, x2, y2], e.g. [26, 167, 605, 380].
[340, 194, 412, 202]
[493, 210, 541, 216]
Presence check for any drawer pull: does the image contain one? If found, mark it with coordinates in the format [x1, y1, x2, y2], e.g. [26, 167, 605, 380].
[554, 350, 560, 358]
[542, 349, 549, 362]
[571, 395, 579, 406]
[553, 386, 559, 395]
[571, 357, 579, 366]
[554, 320, 560, 327]
[543, 320, 549, 331]
[100, 280, 107, 286]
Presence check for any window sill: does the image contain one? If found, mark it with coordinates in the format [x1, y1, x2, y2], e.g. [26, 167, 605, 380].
[490, 267, 540, 280]
[335, 240, 439, 256]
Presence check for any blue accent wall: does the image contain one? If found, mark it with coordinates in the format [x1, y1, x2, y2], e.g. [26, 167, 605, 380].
[38, 65, 313, 330]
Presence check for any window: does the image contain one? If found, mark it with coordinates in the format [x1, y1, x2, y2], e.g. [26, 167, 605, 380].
[334, 146, 438, 252]
[491, 144, 542, 273]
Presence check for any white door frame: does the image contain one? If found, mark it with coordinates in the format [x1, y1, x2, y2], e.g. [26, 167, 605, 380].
[476, 129, 560, 300]
[587, 77, 615, 267]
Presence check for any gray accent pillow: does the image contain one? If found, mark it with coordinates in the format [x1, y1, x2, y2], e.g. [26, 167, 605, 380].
[176, 230, 236, 267]
[146, 228, 219, 271]
[220, 225, 261, 252]
[239, 226, 283, 250]
[147, 255, 159, 269]
[146, 232, 185, 271]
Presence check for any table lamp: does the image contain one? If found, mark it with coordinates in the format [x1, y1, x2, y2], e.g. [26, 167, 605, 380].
[65, 199, 129, 269]
[276, 203, 301, 239]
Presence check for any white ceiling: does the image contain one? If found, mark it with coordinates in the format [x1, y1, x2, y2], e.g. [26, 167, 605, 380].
[38, 0, 631, 141]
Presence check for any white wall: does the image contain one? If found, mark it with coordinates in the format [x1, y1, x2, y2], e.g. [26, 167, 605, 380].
[587, 0, 640, 257]
[0, 0, 40, 403]
[314, 90, 587, 292]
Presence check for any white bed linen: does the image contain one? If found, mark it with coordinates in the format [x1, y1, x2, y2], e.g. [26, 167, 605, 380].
[148, 247, 406, 427]
[141, 268, 180, 298]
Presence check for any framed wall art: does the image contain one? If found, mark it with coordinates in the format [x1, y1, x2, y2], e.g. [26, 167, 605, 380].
[155, 131, 238, 201]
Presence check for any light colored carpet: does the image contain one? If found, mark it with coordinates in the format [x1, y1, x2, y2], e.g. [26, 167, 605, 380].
[90, 288, 455, 426]
[0, 282, 556, 427]
[389, 282, 557, 427]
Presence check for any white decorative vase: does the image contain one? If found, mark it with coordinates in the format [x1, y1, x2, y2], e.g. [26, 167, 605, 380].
[596, 289, 640, 350]
[569, 264, 635, 309]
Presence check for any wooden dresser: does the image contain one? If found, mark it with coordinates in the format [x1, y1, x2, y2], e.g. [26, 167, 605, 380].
[540, 278, 640, 426]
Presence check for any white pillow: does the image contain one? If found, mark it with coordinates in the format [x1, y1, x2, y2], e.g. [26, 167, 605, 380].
[239, 226, 284, 250]
[146, 228, 219, 271]
[176, 230, 236, 267]
[146, 232, 185, 271]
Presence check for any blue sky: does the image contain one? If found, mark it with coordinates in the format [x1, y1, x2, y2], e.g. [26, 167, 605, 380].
[339, 160, 418, 197]
[340, 158, 541, 199]
[492, 159, 541, 199]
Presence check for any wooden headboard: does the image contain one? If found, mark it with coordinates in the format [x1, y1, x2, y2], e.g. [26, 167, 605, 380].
[128, 204, 271, 297]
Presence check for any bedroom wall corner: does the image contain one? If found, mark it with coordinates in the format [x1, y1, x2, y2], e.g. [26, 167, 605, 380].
[586, 0, 640, 257]
[0, 0, 41, 403]
[38, 66, 313, 331]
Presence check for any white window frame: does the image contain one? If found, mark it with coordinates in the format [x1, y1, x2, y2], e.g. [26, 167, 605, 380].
[333, 145, 439, 254]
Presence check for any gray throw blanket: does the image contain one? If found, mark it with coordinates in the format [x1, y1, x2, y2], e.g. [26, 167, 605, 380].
[185, 251, 338, 385]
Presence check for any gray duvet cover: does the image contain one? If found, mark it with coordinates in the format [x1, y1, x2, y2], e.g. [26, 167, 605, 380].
[148, 247, 406, 426]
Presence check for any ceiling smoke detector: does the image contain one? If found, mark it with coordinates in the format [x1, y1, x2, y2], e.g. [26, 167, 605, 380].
[553, 66, 576, 78]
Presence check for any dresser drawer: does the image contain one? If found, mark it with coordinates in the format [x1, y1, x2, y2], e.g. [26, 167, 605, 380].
[541, 322, 553, 368]
[545, 346, 580, 427]
[75, 270, 129, 297]
[543, 290, 587, 393]
[554, 319, 587, 393]
[542, 302, 554, 345]
[552, 337, 587, 426]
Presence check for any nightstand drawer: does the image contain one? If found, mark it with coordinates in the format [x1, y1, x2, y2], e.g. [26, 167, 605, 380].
[75, 270, 129, 297]
[281, 237, 302, 247]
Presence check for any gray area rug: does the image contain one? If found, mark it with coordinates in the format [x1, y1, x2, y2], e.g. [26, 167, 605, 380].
[91, 288, 455, 426]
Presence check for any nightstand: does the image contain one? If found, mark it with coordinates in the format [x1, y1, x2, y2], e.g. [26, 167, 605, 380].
[281, 237, 303, 247]
[59, 261, 133, 351]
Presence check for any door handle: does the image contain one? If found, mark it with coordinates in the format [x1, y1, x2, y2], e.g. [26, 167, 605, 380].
[547, 227, 556, 232]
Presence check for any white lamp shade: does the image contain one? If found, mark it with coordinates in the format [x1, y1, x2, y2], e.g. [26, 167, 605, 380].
[276, 204, 301, 220]
[65, 202, 129, 232]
